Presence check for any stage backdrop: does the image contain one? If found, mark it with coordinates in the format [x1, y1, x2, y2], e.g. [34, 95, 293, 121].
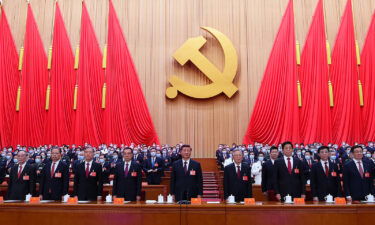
[1, 0, 374, 157]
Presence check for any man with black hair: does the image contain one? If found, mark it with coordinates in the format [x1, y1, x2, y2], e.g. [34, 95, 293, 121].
[170, 145, 203, 201]
[274, 141, 306, 201]
[310, 146, 342, 201]
[343, 145, 374, 202]
[262, 146, 278, 201]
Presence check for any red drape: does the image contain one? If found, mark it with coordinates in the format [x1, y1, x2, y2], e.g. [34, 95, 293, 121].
[299, 0, 332, 144]
[0, 8, 20, 147]
[243, 0, 300, 145]
[103, 0, 159, 145]
[330, 0, 362, 145]
[360, 12, 375, 142]
[43, 2, 75, 145]
[12, 4, 48, 146]
[73, 2, 104, 146]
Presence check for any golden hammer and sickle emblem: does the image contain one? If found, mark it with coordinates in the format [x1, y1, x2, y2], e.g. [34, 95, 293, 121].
[166, 27, 238, 99]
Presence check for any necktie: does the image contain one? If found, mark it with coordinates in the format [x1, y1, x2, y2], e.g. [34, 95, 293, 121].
[287, 158, 292, 174]
[184, 161, 188, 174]
[152, 158, 155, 168]
[18, 165, 23, 179]
[308, 160, 311, 168]
[324, 162, 329, 177]
[51, 162, 56, 178]
[357, 161, 364, 178]
[124, 163, 129, 176]
[237, 166, 241, 179]
[85, 163, 90, 178]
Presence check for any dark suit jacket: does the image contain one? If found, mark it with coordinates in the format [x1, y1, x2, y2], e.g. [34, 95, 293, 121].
[100, 162, 111, 183]
[73, 161, 103, 201]
[170, 159, 203, 201]
[6, 163, 36, 200]
[310, 161, 342, 201]
[273, 157, 306, 199]
[112, 161, 142, 201]
[224, 162, 252, 201]
[261, 159, 275, 192]
[302, 159, 315, 182]
[39, 161, 69, 200]
[143, 157, 165, 185]
[343, 160, 374, 201]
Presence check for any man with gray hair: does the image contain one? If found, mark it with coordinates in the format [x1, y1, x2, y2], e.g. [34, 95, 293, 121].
[224, 149, 252, 202]
[6, 150, 36, 200]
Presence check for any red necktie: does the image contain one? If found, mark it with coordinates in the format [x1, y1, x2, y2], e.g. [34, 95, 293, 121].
[124, 163, 129, 176]
[184, 161, 188, 174]
[357, 161, 364, 178]
[287, 158, 292, 174]
[51, 162, 56, 178]
[324, 162, 329, 177]
[237, 166, 241, 179]
[18, 165, 23, 179]
[85, 163, 90, 178]
[308, 160, 311, 168]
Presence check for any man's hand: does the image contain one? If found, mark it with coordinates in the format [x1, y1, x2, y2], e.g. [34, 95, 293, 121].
[136, 196, 141, 201]
[313, 197, 319, 202]
[197, 195, 202, 198]
[301, 194, 306, 199]
[276, 194, 281, 201]
[263, 192, 268, 196]
[346, 196, 352, 202]
[97, 196, 102, 201]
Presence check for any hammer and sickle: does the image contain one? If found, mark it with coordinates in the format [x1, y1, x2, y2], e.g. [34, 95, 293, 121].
[166, 27, 238, 99]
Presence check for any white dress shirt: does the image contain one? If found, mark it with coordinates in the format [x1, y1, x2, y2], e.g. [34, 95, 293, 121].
[283, 156, 293, 168]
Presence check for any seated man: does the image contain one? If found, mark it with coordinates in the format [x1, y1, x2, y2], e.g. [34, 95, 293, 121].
[224, 149, 252, 202]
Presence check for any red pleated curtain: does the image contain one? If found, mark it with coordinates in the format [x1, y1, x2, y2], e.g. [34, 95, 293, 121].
[12, 4, 48, 147]
[299, 0, 332, 144]
[243, 0, 300, 145]
[44, 2, 75, 145]
[360, 13, 375, 142]
[330, 0, 363, 145]
[0, 8, 20, 147]
[73, 2, 104, 146]
[103, 0, 160, 146]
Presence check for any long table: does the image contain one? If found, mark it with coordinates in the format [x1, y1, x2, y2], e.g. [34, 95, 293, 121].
[0, 202, 374, 225]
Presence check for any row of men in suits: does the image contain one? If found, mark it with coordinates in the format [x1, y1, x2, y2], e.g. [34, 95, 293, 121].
[223, 142, 374, 202]
[4, 144, 204, 202]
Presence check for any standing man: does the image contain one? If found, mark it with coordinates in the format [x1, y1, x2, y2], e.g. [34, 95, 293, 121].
[262, 146, 278, 201]
[310, 146, 341, 201]
[6, 151, 36, 200]
[143, 148, 164, 185]
[170, 145, 203, 201]
[73, 147, 103, 201]
[274, 141, 306, 201]
[112, 148, 142, 201]
[224, 149, 252, 202]
[343, 145, 374, 202]
[39, 148, 69, 200]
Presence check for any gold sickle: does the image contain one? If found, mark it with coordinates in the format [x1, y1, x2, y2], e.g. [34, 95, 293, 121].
[166, 27, 238, 99]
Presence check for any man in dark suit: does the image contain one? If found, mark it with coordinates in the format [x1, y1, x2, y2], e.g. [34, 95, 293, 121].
[39, 148, 69, 201]
[6, 150, 36, 200]
[73, 147, 103, 201]
[274, 141, 306, 201]
[302, 150, 315, 183]
[262, 146, 278, 201]
[310, 146, 342, 201]
[97, 155, 111, 184]
[143, 148, 165, 185]
[343, 145, 374, 202]
[132, 148, 144, 165]
[170, 145, 203, 201]
[112, 148, 142, 201]
[224, 149, 252, 202]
